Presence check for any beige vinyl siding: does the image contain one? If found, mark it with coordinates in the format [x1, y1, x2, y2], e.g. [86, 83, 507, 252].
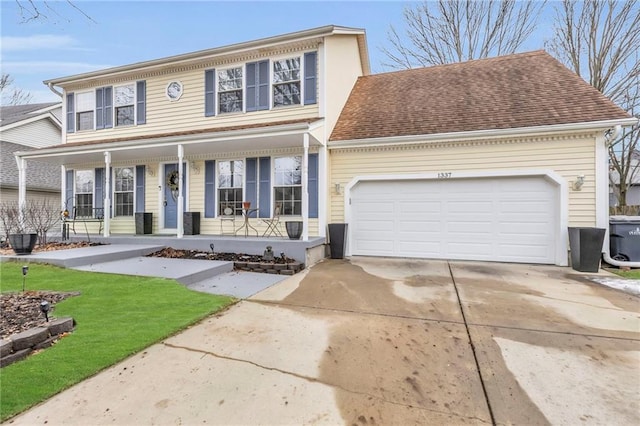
[2, 119, 61, 148]
[66, 50, 321, 145]
[324, 35, 365, 135]
[329, 134, 597, 227]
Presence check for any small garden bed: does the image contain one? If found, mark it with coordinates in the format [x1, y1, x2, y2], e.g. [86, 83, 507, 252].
[147, 247, 305, 275]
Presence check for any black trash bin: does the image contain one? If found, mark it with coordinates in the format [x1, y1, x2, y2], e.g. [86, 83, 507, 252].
[610, 219, 640, 262]
[568, 227, 606, 272]
[184, 212, 201, 235]
[135, 212, 153, 235]
[328, 223, 348, 259]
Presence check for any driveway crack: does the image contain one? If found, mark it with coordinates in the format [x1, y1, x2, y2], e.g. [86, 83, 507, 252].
[162, 341, 491, 424]
[448, 261, 497, 426]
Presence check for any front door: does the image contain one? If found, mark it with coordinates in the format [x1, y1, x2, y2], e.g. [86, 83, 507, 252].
[163, 163, 186, 229]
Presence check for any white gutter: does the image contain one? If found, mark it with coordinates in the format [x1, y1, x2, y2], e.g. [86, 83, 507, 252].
[602, 125, 640, 268]
[47, 82, 63, 97]
[14, 121, 319, 160]
[328, 118, 639, 149]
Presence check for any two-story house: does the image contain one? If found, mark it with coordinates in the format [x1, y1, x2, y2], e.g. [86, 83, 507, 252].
[15, 25, 635, 266]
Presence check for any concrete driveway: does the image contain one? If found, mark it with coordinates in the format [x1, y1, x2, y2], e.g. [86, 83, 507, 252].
[9, 258, 640, 425]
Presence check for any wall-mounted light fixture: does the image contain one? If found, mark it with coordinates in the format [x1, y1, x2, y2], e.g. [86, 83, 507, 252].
[335, 183, 342, 194]
[147, 166, 155, 177]
[572, 175, 585, 191]
[190, 161, 200, 175]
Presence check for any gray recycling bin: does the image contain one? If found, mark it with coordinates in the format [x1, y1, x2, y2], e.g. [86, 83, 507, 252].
[135, 213, 152, 234]
[568, 227, 606, 272]
[610, 219, 640, 262]
[328, 223, 348, 259]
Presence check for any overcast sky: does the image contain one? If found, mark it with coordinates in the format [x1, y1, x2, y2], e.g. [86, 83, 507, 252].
[1, 0, 553, 104]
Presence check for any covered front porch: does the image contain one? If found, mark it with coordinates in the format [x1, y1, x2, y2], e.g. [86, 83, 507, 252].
[15, 119, 328, 245]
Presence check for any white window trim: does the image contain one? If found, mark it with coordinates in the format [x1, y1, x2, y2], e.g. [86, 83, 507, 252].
[272, 155, 303, 216]
[74, 169, 95, 213]
[217, 159, 245, 214]
[271, 55, 303, 109]
[112, 166, 136, 217]
[113, 82, 137, 127]
[217, 66, 244, 115]
[75, 91, 95, 132]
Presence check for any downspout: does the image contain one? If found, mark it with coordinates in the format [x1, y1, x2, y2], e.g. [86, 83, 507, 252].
[601, 125, 640, 268]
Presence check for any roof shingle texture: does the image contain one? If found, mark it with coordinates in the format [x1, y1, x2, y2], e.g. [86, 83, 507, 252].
[0, 102, 59, 127]
[330, 51, 631, 141]
[0, 141, 61, 191]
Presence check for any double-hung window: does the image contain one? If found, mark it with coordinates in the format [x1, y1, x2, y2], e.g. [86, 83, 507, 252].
[114, 167, 134, 216]
[76, 92, 95, 131]
[114, 84, 135, 126]
[218, 160, 244, 215]
[75, 170, 94, 217]
[274, 156, 302, 215]
[273, 58, 301, 107]
[218, 67, 243, 113]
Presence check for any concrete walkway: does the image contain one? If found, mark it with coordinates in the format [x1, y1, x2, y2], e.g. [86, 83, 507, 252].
[8, 257, 639, 425]
[1, 244, 287, 299]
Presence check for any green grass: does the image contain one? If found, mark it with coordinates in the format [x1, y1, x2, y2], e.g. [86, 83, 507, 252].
[609, 269, 640, 279]
[0, 261, 235, 421]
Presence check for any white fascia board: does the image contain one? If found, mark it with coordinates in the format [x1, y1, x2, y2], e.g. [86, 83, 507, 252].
[0, 112, 62, 132]
[15, 121, 316, 160]
[44, 26, 365, 87]
[328, 118, 639, 149]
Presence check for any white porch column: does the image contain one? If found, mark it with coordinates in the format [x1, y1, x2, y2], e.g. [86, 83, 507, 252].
[15, 155, 27, 225]
[177, 144, 184, 238]
[318, 144, 328, 238]
[104, 151, 111, 237]
[60, 165, 67, 211]
[302, 133, 309, 241]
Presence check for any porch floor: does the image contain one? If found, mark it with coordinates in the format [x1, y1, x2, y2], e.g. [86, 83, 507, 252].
[66, 233, 327, 264]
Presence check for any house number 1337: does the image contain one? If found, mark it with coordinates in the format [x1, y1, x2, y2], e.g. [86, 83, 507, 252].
[438, 172, 452, 178]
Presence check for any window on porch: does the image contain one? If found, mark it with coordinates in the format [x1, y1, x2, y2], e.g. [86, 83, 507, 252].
[114, 167, 134, 216]
[75, 170, 94, 217]
[218, 160, 243, 215]
[274, 156, 301, 215]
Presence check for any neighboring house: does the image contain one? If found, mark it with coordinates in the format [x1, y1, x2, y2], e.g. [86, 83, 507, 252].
[609, 151, 640, 207]
[0, 103, 62, 235]
[15, 26, 635, 266]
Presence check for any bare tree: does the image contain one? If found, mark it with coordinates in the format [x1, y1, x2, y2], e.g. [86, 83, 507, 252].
[0, 74, 33, 106]
[548, 0, 640, 208]
[381, 0, 545, 69]
[14, 0, 95, 23]
[24, 199, 61, 245]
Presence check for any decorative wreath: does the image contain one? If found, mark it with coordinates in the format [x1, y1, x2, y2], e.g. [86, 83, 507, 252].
[166, 170, 179, 191]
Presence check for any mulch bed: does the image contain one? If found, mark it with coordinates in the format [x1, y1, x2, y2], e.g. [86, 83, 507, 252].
[0, 291, 80, 340]
[147, 247, 296, 264]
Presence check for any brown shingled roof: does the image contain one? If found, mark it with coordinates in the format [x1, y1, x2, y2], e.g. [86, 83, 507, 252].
[330, 50, 631, 141]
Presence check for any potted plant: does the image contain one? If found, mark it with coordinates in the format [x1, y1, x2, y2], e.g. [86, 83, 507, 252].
[0, 201, 38, 255]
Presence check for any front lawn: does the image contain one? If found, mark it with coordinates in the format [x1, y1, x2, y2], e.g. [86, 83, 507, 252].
[610, 269, 640, 279]
[0, 261, 234, 422]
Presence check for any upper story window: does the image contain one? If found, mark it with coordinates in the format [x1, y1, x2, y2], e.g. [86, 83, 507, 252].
[273, 58, 301, 107]
[114, 84, 135, 126]
[204, 51, 316, 117]
[76, 92, 95, 131]
[218, 67, 243, 113]
[66, 81, 146, 134]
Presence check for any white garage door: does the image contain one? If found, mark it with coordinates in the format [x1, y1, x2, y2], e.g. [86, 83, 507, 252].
[350, 176, 558, 264]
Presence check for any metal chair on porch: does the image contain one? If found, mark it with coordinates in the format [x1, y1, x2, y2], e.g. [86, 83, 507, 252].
[262, 203, 283, 237]
[219, 203, 236, 235]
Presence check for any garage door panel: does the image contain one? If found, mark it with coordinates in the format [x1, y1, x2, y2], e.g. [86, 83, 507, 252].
[351, 176, 557, 264]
